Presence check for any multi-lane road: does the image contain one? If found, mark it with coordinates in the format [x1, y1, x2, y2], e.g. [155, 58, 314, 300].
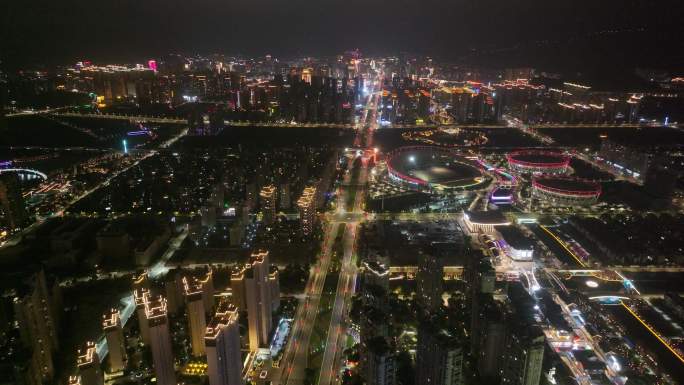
[317, 75, 381, 385]
[271, 74, 381, 385]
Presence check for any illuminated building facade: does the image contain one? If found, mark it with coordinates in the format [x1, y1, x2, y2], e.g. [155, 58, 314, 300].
[76, 341, 103, 385]
[462, 210, 510, 234]
[183, 276, 207, 357]
[102, 308, 127, 373]
[205, 301, 244, 385]
[200, 269, 215, 315]
[296, 186, 317, 235]
[245, 250, 272, 351]
[134, 287, 150, 344]
[230, 265, 247, 310]
[532, 177, 601, 207]
[145, 296, 176, 385]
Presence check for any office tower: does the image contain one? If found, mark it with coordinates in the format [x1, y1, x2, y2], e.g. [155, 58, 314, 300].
[102, 308, 127, 373]
[183, 276, 207, 357]
[0, 173, 28, 229]
[145, 296, 176, 385]
[259, 185, 276, 225]
[245, 250, 272, 351]
[416, 251, 444, 311]
[296, 186, 316, 235]
[269, 266, 280, 312]
[200, 268, 215, 315]
[13, 270, 58, 383]
[230, 265, 247, 310]
[164, 269, 183, 315]
[365, 337, 396, 385]
[279, 183, 291, 209]
[77, 341, 103, 385]
[416, 322, 464, 385]
[206, 301, 244, 385]
[134, 288, 150, 344]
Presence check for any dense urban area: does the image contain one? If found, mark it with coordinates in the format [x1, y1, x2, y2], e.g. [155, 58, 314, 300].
[1, 51, 683, 385]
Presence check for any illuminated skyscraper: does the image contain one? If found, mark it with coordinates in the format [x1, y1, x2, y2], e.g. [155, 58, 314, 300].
[245, 250, 272, 351]
[205, 301, 244, 385]
[230, 265, 247, 310]
[259, 185, 277, 225]
[134, 287, 150, 344]
[76, 341, 103, 385]
[200, 268, 215, 315]
[296, 186, 317, 235]
[0, 173, 28, 229]
[183, 276, 207, 357]
[102, 308, 127, 373]
[145, 296, 176, 385]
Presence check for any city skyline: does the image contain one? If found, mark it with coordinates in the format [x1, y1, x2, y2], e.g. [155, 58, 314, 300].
[1, 5, 684, 384]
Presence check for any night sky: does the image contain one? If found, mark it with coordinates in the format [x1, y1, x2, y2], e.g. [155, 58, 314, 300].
[1, 0, 683, 70]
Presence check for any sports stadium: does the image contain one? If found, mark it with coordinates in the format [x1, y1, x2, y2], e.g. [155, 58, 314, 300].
[532, 177, 601, 206]
[386, 146, 487, 191]
[507, 150, 570, 174]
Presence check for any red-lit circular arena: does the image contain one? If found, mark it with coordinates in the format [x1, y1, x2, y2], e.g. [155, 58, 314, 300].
[507, 150, 570, 174]
[532, 177, 601, 206]
[386, 146, 486, 191]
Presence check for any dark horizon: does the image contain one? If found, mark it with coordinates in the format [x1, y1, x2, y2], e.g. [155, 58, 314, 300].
[2, 0, 683, 71]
